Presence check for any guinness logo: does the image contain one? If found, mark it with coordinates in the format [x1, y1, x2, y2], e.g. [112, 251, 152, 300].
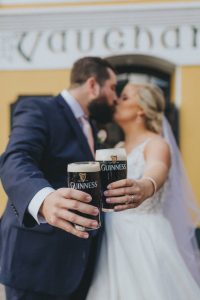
[79, 173, 86, 182]
[111, 155, 117, 163]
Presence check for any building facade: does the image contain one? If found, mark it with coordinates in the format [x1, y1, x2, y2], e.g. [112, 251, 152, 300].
[1, 0, 200, 214]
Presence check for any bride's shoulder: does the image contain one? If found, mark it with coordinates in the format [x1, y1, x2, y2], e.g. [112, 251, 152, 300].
[146, 133, 169, 147]
[144, 134, 171, 158]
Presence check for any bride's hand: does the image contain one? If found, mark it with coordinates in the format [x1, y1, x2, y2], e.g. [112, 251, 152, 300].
[104, 178, 155, 212]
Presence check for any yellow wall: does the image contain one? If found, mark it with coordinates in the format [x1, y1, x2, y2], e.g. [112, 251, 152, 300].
[0, 70, 71, 214]
[180, 66, 200, 205]
[1, 1, 200, 214]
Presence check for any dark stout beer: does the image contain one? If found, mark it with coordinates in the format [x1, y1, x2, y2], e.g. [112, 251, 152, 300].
[67, 162, 101, 231]
[96, 148, 127, 212]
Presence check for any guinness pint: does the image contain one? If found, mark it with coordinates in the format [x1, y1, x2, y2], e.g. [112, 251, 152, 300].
[67, 162, 101, 231]
[96, 148, 127, 212]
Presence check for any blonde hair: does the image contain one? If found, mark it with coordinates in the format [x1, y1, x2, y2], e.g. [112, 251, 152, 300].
[129, 83, 165, 133]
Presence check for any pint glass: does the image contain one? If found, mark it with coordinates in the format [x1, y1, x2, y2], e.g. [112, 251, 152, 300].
[67, 161, 101, 231]
[96, 148, 127, 212]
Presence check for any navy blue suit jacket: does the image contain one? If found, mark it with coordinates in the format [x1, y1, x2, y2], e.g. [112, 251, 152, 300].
[0, 94, 100, 297]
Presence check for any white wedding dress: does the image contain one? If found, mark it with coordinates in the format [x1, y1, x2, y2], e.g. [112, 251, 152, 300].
[86, 140, 200, 300]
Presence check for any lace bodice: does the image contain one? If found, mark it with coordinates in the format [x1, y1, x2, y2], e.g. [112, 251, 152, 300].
[126, 140, 166, 214]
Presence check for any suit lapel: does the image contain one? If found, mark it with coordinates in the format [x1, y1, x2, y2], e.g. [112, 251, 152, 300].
[56, 94, 94, 160]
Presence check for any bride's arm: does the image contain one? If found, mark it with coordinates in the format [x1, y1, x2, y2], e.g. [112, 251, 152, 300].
[142, 137, 171, 192]
[104, 137, 171, 212]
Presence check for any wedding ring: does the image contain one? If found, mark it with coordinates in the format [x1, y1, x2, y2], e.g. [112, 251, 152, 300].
[125, 194, 135, 205]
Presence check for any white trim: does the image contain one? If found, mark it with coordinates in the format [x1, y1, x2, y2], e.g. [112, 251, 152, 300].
[1, 2, 200, 70]
[0, 0, 119, 4]
[1, 4, 200, 29]
[1, 2, 200, 15]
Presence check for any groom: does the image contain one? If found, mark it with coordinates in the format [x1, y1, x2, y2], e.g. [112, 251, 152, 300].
[0, 57, 117, 300]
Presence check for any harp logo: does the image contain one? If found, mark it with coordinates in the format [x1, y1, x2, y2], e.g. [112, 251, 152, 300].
[111, 155, 117, 163]
[79, 173, 86, 182]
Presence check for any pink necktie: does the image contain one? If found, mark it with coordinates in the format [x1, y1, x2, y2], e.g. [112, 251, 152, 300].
[80, 116, 94, 156]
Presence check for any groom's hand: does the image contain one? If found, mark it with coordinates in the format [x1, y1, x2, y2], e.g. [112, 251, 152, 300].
[39, 188, 99, 239]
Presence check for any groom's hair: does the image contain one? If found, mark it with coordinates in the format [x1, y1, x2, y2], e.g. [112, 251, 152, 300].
[70, 56, 115, 87]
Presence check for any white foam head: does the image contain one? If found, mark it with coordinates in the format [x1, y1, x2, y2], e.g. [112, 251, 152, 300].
[68, 161, 100, 172]
[95, 148, 127, 161]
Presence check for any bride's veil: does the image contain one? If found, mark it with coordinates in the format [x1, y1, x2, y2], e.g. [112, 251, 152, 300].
[162, 116, 200, 284]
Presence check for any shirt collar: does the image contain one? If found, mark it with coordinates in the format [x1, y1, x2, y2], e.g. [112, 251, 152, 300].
[61, 89, 84, 119]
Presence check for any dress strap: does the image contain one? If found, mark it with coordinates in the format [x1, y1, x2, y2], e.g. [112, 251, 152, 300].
[137, 138, 152, 149]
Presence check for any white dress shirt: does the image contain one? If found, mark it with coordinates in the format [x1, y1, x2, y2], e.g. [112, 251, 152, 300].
[28, 90, 85, 223]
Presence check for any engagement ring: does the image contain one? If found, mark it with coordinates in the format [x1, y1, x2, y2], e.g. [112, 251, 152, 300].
[125, 194, 135, 204]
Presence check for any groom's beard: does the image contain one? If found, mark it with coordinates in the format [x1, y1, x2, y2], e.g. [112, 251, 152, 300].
[88, 95, 115, 124]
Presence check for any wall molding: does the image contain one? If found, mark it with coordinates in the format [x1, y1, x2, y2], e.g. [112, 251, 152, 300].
[0, 0, 124, 4]
[1, 2, 200, 30]
[0, 2, 200, 70]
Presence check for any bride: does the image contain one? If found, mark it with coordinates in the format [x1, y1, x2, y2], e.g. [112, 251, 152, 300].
[86, 83, 200, 299]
